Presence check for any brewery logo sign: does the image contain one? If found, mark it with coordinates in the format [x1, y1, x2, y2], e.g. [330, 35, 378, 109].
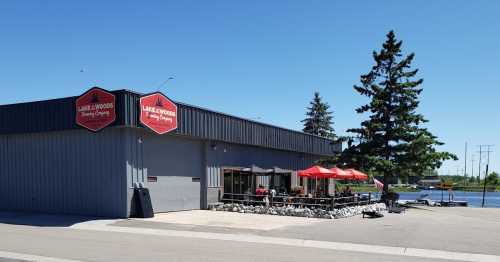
[75, 87, 116, 132]
[139, 92, 178, 134]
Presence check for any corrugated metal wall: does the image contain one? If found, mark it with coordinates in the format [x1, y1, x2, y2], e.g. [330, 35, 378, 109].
[0, 91, 133, 134]
[0, 128, 128, 217]
[125, 90, 340, 156]
[173, 103, 339, 156]
[0, 90, 340, 157]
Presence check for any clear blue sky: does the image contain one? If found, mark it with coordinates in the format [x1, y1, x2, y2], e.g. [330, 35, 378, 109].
[1, 1, 499, 176]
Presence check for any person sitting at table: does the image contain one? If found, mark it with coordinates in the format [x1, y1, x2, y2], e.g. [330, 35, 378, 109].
[256, 184, 266, 196]
[255, 185, 267, 204]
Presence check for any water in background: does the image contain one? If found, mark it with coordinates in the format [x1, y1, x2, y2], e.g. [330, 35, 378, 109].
[392, 191, 500, 208]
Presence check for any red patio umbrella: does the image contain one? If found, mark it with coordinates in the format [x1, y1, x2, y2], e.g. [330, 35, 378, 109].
[298, 166, 334, 196]
[298, 165, 335, 178]
[346, 169, 369, 181]
[329, 167, 352, 180]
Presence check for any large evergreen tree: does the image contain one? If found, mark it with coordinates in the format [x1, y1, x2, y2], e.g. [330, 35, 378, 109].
[345, 31, 456, 193]
[302, 92, 335, 138]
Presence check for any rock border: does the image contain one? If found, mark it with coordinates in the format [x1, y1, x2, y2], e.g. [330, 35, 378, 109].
[212, 203, 386, 219]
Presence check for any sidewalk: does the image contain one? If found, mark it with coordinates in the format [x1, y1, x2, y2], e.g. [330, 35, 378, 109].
[1, 208, 499, 261]
[111, 207, 500, 256]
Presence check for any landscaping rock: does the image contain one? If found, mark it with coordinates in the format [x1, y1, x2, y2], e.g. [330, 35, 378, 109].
[212, 202, 386, 219]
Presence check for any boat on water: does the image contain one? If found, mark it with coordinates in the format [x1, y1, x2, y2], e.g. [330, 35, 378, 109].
[398, 193, 468, 207]
[398, 193, 436, 206]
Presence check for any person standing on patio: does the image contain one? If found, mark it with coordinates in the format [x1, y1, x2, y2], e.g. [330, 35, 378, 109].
[269, 186, 277, 198]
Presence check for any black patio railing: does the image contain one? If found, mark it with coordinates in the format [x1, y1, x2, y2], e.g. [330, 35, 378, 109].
[220, 192, 375, 210]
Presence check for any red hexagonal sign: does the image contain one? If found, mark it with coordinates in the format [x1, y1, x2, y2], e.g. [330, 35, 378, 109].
[140, 92, 178, 134]
[75, 87, 116, 132]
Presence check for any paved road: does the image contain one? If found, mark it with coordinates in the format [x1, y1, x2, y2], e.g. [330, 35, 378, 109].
[0, 222, 453, 262]
[0, 258, 29, 262]
[0, 208, 499, 262]
[115, 207, 500, 256]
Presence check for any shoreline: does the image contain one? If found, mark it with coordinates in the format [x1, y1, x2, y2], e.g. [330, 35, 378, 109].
[347, 185, 500, 193]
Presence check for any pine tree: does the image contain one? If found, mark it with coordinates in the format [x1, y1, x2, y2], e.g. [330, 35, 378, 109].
[302, 92, 335, 139]
[345, 31, 456, 193]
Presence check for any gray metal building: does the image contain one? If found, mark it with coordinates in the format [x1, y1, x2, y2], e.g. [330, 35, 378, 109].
[0, 89, 340, 218]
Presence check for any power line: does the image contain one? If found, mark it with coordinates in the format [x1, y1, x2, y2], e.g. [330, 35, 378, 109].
[477, 145, 494, 178]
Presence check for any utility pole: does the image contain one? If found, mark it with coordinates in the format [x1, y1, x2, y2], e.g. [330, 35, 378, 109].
[477, 145, 485, 184]
[481, 145, 493, 208]
[478, 146, 483, 185]
[464, 142, 467, 188]
[471, 154, 475, 184]
[477, 145, 493, 208]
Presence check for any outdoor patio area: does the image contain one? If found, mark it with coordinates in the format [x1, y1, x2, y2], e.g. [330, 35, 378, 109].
[218, 165, 381, 219]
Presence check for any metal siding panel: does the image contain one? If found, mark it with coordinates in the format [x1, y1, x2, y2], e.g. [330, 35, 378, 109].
[225, 117, 229, 141]
[211, 114, 217, 140]
[0, 137, 4, 204]
[204, 112, 209, 138]
[212, 167, 217, 188]
[0, 129, 127, 217]
[1, 137, 8, 204]
[211, 166, 218, 188]
[6, 135, 12, 209]
[207, 166, 212, 187]
[215, 167, 219, 188]
[183, 107, 187, 134]
[189, 108, 194, 135]
[209, 166, 213, 188]
[200, 112, 204, 138]
[16, 134, 25, 210]
[60, 132, 68, 212]
[218, 116, 223, 141]
[208, 114, 213, 139]
[205, 112, 210, 138]
[197, 110, 202, 137]
[193, 109, 198, 137]
[8, 135, 14, 209]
